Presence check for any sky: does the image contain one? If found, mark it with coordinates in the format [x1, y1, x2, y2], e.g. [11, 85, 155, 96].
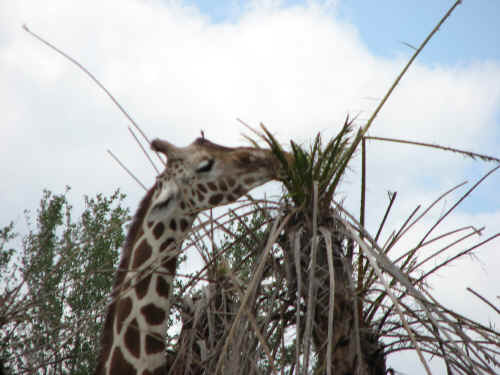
[1, 0, 499, 373]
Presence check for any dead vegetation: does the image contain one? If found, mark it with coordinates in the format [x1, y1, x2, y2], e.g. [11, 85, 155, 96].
[2, 1, 498, 374]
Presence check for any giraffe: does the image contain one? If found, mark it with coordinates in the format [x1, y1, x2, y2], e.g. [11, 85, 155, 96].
[95, 136, 289, 375]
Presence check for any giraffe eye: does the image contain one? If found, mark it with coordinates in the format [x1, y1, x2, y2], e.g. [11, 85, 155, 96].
[196, 159, 214, 173]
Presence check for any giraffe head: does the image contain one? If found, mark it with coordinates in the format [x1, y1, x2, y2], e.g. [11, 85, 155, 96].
[148, 137, 287, 220]
[95, 136, 291, 375]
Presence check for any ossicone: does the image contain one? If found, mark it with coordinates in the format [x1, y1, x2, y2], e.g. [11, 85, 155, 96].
[151, 138, 180, 158]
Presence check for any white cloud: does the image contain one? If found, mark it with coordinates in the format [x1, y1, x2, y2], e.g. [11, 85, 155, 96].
[1, 1, 499, 372]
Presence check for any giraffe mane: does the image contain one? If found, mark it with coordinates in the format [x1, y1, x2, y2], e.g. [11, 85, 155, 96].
[95, 184, 157, 375]
[115, 184, 156, 290]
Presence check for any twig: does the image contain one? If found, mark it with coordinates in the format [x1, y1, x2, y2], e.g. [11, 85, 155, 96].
[107, 150, 147, 191]
[411, 226, 484, 273]
[319, 227, 335, 375]
[375, 191, 397, 243]
[466, 288, 500, 315]
[22, 25, 161, 163]
[345, 222, 433, 375]
[128, 127, 161, 174]
[360, 136, 367, 234]
[358, 137, 367, 314]
[332, 201, 482, 373]
[214, 212, 293, 374]
[384, 204, 420, 252]
[416, 232, 500, 284]
[332, 0, 463, 192]
[294, 229, 303, 374]
[365, 136, 500, 164]
[418, 165, 500, 247]
[391, 181, 467, 264]
[302, 181, 319, 375]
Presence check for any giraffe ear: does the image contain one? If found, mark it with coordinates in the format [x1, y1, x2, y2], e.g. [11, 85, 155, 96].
[148, 181, 179, 222]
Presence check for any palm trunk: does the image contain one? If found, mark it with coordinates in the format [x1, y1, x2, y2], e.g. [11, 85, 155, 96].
[281, 211, 386, 375]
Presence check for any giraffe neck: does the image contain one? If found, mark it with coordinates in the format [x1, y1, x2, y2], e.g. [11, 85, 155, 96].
[95, 192, 196, 375]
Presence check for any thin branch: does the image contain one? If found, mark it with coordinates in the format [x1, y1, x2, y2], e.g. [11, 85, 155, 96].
[294, 229, 303, 375]
[319, 227, 335, 375]
[333, 0, 463, 191]
[107, 150, 147, 191]
[391, 182, 467, 264]
[418, 165, 500, 247]
[360, 136, 367, 234]
[416, 232, 500, 284]
[384, 204, 420, 252]
[466, 288, 500, 315]
[302, 182, 319, 375]
[214, 212, 293, 375]
[128, 127, 160, 174]
[23, 25, 152, 146]
[375, 191, 397, 243]
[345, 223, 433, 375]
[411, 226, 484, 273]
[365, 136, 500, 163]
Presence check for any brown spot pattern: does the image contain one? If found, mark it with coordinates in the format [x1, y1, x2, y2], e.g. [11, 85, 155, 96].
[156, 276, 170, 298]
[169, 219, 177, 231]
[209, 194, 224, 206]
[136, 228, 145, 242]
[110, 347, 137, 375]
[135, 273, 152, 299]
[227, 176, 236, 187]
[179, 218, 189, 232]
[114, 254, 131, 291]
[197, 183, 207, 193]
[162, 255, 177, 274]
[237, 153, 251, 165]
[121, 186, 154, 269]
[123, 279, 132, 293]
[196, 190, 205, 202]
[233, 185, 246, 197]
[160, 238, 175, 252]
[116, 297, 133, 334]
[152, 222, 165, 239]
[207, 182, 218, 191]
[180, 201, 186, 210]
[244, 176, 255, 185]
[218, 180, 228, 191]
[145, 333, 165, 354]
[124, 319, 140, 358]
[132, 240, 152, 269]
[95, 302, 116, 374]
[141, 303, 166, 325]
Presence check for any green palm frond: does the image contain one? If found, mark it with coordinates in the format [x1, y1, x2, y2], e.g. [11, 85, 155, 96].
[258, 116, 357, 207]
